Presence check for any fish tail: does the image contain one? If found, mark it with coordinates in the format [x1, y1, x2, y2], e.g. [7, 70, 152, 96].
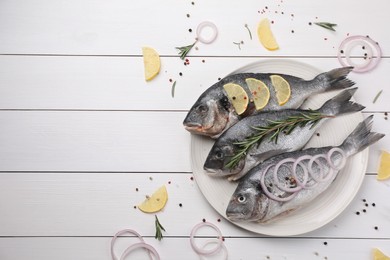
[317, 88, 365, 116]
[314, 67, 355, 91]
[340, 115, 385, 156]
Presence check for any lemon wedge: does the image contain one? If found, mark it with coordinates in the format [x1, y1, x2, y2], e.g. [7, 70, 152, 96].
[373, 248, 390, 260]
[223, 83, 249, 115]
[377, 150, 390, 180]
[142, 47, 161, 81]
[245, 78, 270, 110]
[270, 75, 291, 106]
[257, 18, 279, 51]
[138, 185, 168, 213]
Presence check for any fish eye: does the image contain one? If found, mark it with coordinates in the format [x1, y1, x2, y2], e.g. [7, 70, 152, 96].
[237, 195, 246, 203]
[197, 105, 208, 114]
[215, 151, 224, 159]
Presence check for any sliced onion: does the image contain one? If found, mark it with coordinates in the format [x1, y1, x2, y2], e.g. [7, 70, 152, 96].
[196, 21, 218, 44]
[273, 158, 301, 193]
[327, 147, 347, 170]
[190, 222, 223, 256]
[261, 163, 297, 202]
[338, 35, 382, 73]
[120, 242, 160, 260]
[199, 239, 228, 260]
[111, 229, 157, 260]
[292, 155, 312, 188]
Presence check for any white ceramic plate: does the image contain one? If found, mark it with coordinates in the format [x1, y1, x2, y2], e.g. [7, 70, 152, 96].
[191, 59, 367, 236]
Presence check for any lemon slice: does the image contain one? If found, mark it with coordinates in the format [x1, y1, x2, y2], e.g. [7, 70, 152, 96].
[377, 150, 390, 180]
[373, 248, 390, 260]
[223, 83, 249, 115]
[257, 18, 279, 51]
[142, 47, 161, 81]
[245, 78, 270, 110]
[138, 185, 168, 213]
[270, 75, 291, 106]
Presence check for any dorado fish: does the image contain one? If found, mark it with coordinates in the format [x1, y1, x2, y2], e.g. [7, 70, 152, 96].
[183, 67, 354, 138]
[204, 88, 364, 181]
[226, 116, 384, 223]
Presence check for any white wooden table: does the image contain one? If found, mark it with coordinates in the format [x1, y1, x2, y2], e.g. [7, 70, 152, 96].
[0, 0, 389, 259]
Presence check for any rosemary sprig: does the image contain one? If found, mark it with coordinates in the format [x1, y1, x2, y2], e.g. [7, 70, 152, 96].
[226, 111, 333, 169]
[314, 22, 337, 31]
[372, 89, 383, 103]
[176, 41, 197, 60]
[245, 24, 252, 40]
[155, 215, 166, 241]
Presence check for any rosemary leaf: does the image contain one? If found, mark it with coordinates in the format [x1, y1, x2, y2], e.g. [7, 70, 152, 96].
[314, 22, 337, 31]
[226, 111, 333, 169]
[155, 215, 166, 241]
[373, 90, 383, 103]
[171, 81, 177, 98]
[245, 24, 252, 40]
[176, 41, 197, 60]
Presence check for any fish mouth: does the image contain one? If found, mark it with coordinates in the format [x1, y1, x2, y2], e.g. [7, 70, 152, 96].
[203, 167, 229, 176]
[225, 212, 248, 221]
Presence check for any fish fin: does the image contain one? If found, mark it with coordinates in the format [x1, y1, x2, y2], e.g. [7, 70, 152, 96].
[317, 88, 365, 116]
[314, 67, 355, 91]
[340, 115, 385, 156]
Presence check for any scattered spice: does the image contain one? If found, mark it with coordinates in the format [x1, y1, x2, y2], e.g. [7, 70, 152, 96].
[356, 211, 360, 215]
[244, 24, 252, 40]
[316, 133, 321, 137]
[188, 28, 192, 33]
[149, 177, 153, 181]
[133, 205, 137, 209]
[315, 22, 337, 31]
[202, 59, 205, 63]
[190, 176, 194, 181]
[372, 90, 383, 103]
[136, 188, 139, 192]
[179, 203, 183, 207]
[217, 218, 221, 222]
[365, 203, 369, 207]
[363, 199, 366, 202]
[372, 203, 376, 207]
[202, 218, 206, 222]
[154, 215, 166, 241]
[171, 81, 177, 98]
[186, 14, 190, 18]
[362, 209, 367, 213]
[374, 226, 379, 230]
[291, 30, 295, 33]
[168, 181, 171, 184]
[191, 1, 194, 5]
[323, 241, 328, 246]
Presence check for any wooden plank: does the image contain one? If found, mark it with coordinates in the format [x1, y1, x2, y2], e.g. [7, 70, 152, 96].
[0, 173, 389, 238]
[0, 236, 389, 260]
[0, 0, 388, 56]
[0, 111, 388, 173]
[0, 56, 389, 111]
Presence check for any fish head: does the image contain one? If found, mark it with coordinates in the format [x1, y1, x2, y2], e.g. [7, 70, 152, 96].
[226, 180, 269, 222]
[203, 140, 245, 176]
[183, 87, 235, 138]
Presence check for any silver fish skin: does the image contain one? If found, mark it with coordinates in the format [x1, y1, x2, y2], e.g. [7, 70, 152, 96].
[183, 67, 354, 139]
[226, 116, 384, 223]
[204, 88, 364, 181]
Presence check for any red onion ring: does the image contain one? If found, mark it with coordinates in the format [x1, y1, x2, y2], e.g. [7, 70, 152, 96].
[120, 242, 160, 260]
[261, 163, 297, 202]
[196, 21, 218, 44]
[199, 239, 228, 260]
[327, 147, 346, 170]
[190, 222, 223, 256]
[260, 148, 347, 202]
[292, 155, 312, 188]
[273, 158, 301, 193]
[111, 229, 157, 260]
[337, 35, 382, 73]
